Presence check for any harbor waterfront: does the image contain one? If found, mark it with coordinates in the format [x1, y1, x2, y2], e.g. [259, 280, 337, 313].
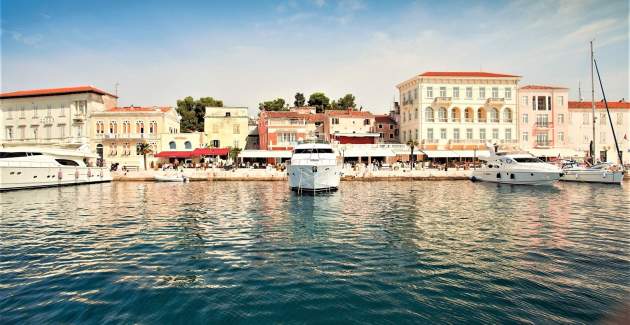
[1, 181, 629, 323]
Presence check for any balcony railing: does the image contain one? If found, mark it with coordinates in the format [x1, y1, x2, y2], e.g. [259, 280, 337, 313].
[490, 118, 500, 123]
[477, 118, 487, 123]
[434, 97, 452, 105]
[100, 133, 158, 139]
[534, 122, 553, 128]
[487, 97, 505, 105]
[535, 141, 551, 147]
[465, 117, 474, 122]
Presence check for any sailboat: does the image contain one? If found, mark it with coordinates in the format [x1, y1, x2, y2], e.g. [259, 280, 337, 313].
[560, 41, 625, 184]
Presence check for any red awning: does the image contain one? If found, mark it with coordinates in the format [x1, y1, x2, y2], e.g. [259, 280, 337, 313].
[192, 148, 229, 156]
[154, 151, 194, 158]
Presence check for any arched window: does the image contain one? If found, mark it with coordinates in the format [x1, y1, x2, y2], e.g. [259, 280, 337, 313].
[465, 107, 474, 122]
[169, 141, 176, 150]
[425, 107, 434, 122]
[438, 107, 448, 122]
[502, 108, 513, 123]
[477, 108, 487, 123]
[451, 107, 461, 122]
[184, 141, 192, 149]
[490, 108, 499, 123]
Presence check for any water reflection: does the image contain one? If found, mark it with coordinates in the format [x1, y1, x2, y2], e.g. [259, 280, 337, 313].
[0, 181, 628, 323]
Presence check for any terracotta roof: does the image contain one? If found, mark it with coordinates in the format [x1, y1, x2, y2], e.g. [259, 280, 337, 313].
[263, 111, 325, 121]
[375, 115, 396, 123]
[520, 85, 568, 90]
[419, 71, 520, 78]
[0, 86, 117, 99]
[568, 100, 630, 110]
[325, 109, 373, 117]
[106, 106, 173, 113]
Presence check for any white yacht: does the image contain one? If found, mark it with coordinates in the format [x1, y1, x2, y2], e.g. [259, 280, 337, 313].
[0, 147, 112, 191]
[288, 142, 341, 192]
[471, 145, 563, 185]
[560, 161, 624, 184]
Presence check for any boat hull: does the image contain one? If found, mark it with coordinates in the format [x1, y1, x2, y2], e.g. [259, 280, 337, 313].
[154, 175, 187, 182]
[560, 169, 624, 184]
[288, 164, 341, 191]
[0, 166, 112, 191]
[471, 170, 562, 186]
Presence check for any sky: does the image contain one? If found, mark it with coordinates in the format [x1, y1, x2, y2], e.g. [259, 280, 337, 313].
[1, 0, 628, 115]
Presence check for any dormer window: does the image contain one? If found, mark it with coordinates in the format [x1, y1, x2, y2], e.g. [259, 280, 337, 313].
[225, 112, 231, 117]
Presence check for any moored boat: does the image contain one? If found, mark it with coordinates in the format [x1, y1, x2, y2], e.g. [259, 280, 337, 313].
[154, 173, 188, 182]
[560, 162, 624, 184]
[288, 141, 341, 192]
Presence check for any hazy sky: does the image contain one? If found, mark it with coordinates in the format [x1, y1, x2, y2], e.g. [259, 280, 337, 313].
[1, 0, 628, 115]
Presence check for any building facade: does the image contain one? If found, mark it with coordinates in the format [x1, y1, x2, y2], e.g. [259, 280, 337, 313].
[567, 100, 630, 164]
[90, 106, 180, 168]
[324, 109, 379, 144]
[258, 107, 325, 150]
[372, 114, 399, 143]
[517, 85, 571, 154]
[1, 86, 118, 150]
[397, 72, 520, 155]
[204, 106, 248, 149]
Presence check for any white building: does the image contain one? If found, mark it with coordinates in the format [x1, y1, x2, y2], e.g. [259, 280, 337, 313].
[567, 100, 630, 164]
[1, 86, 118, 150]
[397, 72, 520, 159]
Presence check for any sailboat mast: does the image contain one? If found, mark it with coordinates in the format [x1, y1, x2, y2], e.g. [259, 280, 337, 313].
[590, 41, 596, 161]
[594, 59, 623, 166]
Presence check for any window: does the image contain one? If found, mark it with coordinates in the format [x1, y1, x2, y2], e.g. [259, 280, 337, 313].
[136, 121, 145, 134]
[536, 114, 549, 127]
[440, 87, 446, 97]
[389, 134, 393, 139]
[492, 128, 499, 139]
[5, 127, 13, 140]
[558, 131, 564, 143]
[466, 128, 473, 140]
[378, 124, 383, 129]
[332, 117, 339, 125]
[279, 132, 296, 144]
[558, 96, 564, 106]
[479, 87, 486, 99]
[184, 141, 192, 149]
[453, 128, 460, 140]
[414, 108, 418, 119]
[427, 128, 433, 140]
[225, 112, 231, 117]
[489, 108, 499, 123]
[212, 140, 220, 148]
[536, 133, 549, 146]
[492, 87, 498, 98]
[505, 87, 512, 99]
[75, 100, 87, 115]
[233, 124, 240, 134]
[364, 119, 370, 126]
[453, 87, 460, 99]
[438, 107, 447, 122]
[504, 129, 512, 140]
[582, 113, 590, 125]
[522, 132, 528, 142]
[169, 141, 176, 149]
[479, 128, 486, 140]
[59, 104, 66, 117]
[503, 108, 513, 123]
[536, 96, 547, 110]
[522, 96, 528, 106]
[600, 113, 606, 125]
[522, 114, 528, 124]
[390, 124, 394, 130]
[427, 87, 433, 98]
[425, 107, 434, 122]
[415, 129, 419, 140]
[58, 125, 65, 138]
[440, 128, 447, 139]
[466, 87, 473, 99]
[32, 126, 39, 139]
[414, 88, 418, 99]
[617, 113, 623, 125]
[557, 114, 564, 124]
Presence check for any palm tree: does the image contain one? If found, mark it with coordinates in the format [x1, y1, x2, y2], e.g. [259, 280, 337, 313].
[228, 147, 242, 169]
[137, 142, 153, 171]
[406, 139, 419, 169]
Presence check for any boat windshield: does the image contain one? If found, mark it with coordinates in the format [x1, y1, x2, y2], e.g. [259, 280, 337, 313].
[294, 148, 334, 154]
[513, 157, 544, 163]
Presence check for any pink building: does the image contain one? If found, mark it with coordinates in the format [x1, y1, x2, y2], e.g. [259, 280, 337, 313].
[518, 85, 570, 154]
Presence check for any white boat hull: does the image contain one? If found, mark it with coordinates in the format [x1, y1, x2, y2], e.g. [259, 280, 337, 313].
[471, 170, 562, 186]
[288, 164, 341, 191]
[154, 174, 187, 182]
[0, 166, 112, 191]
[560, 169, 624, 184]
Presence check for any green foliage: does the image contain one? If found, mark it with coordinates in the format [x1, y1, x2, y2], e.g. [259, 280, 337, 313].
[294, 92, 306, 107]
[307, 92, 330, 112]
[228, 147, 242, 167]
[259, 98, 287, 111]
[137, 142, 153, 171]
[176, 96, 223, 132]
[333, 94, 356, 110]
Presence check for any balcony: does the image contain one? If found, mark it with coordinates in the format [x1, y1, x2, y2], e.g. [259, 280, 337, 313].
[486, 97, 505, 106]
[101, 133, 158, 140]
[434, 97, 452, 105]
[534, 122, 553, 129]
[535, 141, 551, 148]
[72, 113, 86, 123]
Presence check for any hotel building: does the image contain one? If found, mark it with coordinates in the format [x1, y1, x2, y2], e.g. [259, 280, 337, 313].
[567, 100, 630, 164]
[204, 106, 249, 149]
[397, 72, 520, 159]
[324, 109, 379, 144]
[90, 106, 181, 169]
[258, 107, 325, 150]
[1, 86, 118, 151]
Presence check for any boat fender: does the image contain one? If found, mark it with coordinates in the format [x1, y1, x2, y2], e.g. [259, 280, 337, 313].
[58, 170, 63, 180]
[312, 166, 317, 173]
[602, 172, 607, 178]
[100, 170, 103, 178]
[470, 176, 477, 182]
[75, 170, 79, 179]
[88, 169, 92, 177]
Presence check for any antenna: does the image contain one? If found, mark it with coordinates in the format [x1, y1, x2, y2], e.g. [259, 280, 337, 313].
[578, 80, 583, 101]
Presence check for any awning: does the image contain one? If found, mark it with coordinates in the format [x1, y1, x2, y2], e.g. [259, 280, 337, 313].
[450, 150, 491, 158]
[154, 151, 194, 158]
[343, 147, 396, 157]
[333, 133, 380, 137]
[419, 150, 460, 158]
[240, 150, 292, 158]
[192, 148, 229, 156]
[529, 148, 586, 158]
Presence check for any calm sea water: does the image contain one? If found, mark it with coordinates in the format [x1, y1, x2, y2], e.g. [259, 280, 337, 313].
[1, 181, 629, 323]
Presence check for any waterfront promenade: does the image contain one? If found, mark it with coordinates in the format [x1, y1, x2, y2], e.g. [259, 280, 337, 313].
[113, 168, 472, 181]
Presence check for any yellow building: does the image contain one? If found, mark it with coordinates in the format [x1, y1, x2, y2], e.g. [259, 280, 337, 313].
[90, 106, 180, 169]
[204, 106, 248, 149]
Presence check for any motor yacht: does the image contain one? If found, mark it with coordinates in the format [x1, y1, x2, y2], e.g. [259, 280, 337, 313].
[471, 145, 563, 185]
[0, 146, 112, 191]
[288, 141, 341, 192]
[560, 161, 624, 184]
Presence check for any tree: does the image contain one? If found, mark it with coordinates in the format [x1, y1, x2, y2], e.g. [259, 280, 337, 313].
[228, 146, 242, 169]
[137, 142, 153, 171]
[406, 139, 419, 169]
[335, 94, 356, 110]
[294, 92, 306, 107]
[176, 96, 223, 132]
[307, 92, 330, 112]
[259, 98, 287, 111]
